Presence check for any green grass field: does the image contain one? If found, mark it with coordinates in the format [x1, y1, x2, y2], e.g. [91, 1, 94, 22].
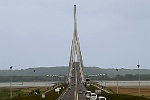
[0, 83, 68, 100]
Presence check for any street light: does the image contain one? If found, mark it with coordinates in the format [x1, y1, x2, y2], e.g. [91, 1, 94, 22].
[95, 75, 98, 81]
[59, 75, 65, 82]
[99, 74, 102, 83]
[116, 69, 119, 94]
[50, 75, 52, 81]
[103, 74, 106, 87]
[10, 65, 13, 98]
[99, 74, 106, 87]
[46, 75, 49, 82]
[46, 75, 50, 89]
[52, 75, 54, 82]
[33, 69, 35, 94]
[137, 63, 140, 96]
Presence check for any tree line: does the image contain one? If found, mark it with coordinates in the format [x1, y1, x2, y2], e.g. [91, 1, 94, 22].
[86, 74, 150, 81]
[0, 74, 150, 82]
[0, 75, 67, 82]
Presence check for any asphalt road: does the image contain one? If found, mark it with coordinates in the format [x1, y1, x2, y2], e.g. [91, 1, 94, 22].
[58, 62, 87, 100]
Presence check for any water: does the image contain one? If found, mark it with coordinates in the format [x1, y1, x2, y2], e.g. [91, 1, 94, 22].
[0, 82, 55, 87]
[98, 81, 150, 88]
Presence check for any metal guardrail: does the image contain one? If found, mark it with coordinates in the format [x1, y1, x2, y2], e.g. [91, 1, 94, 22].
[56, 83, 70, 100]
[42, 83, 62, 98]
[91, 84, 113, 94]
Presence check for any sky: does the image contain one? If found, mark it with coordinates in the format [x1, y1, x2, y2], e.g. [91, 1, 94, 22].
[0, 0, 150, 69]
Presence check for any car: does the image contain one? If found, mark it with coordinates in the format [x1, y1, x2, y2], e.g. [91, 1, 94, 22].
[85, 91, 91, 99]
[68, 87, 71, 90]
[97, 96, 106, 100]
[79, 90, 82, 94]
[90, 93, 97, 100]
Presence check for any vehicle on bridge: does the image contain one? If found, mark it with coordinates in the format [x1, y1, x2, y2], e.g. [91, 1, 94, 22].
[97, 96, 106, 100]
[90, 93, 97, 100]
[86, 78, 90, 82]
[85, 91, 91, 99]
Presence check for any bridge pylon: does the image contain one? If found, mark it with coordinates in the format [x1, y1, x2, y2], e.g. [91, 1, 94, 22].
[68, 5, 85, 84]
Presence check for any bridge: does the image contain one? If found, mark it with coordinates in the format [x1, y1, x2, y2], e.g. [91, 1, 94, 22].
[58, 5, 87, 100]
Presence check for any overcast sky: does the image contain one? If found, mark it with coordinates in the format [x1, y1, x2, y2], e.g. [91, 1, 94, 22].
[0, 0, 150, 69]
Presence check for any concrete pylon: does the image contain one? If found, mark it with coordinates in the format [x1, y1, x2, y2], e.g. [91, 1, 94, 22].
[68, 5, 85, 84]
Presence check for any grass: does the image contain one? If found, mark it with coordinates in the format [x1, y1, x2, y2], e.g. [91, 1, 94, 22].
[0, 87, 44, 99]
[0, 88, 10, 99]
[108, 86, 150, 97]
[0, 92, 9, 99]
[1, 83, 68, 100]
[85, 84, 150, 100]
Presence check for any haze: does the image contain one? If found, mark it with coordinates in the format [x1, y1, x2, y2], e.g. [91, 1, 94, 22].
[0, 0, 150, 69]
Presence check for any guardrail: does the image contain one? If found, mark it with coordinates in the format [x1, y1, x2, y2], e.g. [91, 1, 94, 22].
[42, 82, 62, 98]
[56, 83, 70, 100]
[91, 84, 113, 94]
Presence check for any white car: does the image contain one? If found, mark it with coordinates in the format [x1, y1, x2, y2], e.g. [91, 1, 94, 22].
[90, 93, 97, 100]
[85, 91, 91, 99]
[97, 96, 106, 100]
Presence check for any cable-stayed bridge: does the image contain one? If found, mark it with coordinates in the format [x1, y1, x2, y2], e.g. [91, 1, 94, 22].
[58, 5, 87, 100]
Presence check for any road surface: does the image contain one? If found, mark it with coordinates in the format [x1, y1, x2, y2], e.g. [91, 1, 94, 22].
[58, 62, 87, 100]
